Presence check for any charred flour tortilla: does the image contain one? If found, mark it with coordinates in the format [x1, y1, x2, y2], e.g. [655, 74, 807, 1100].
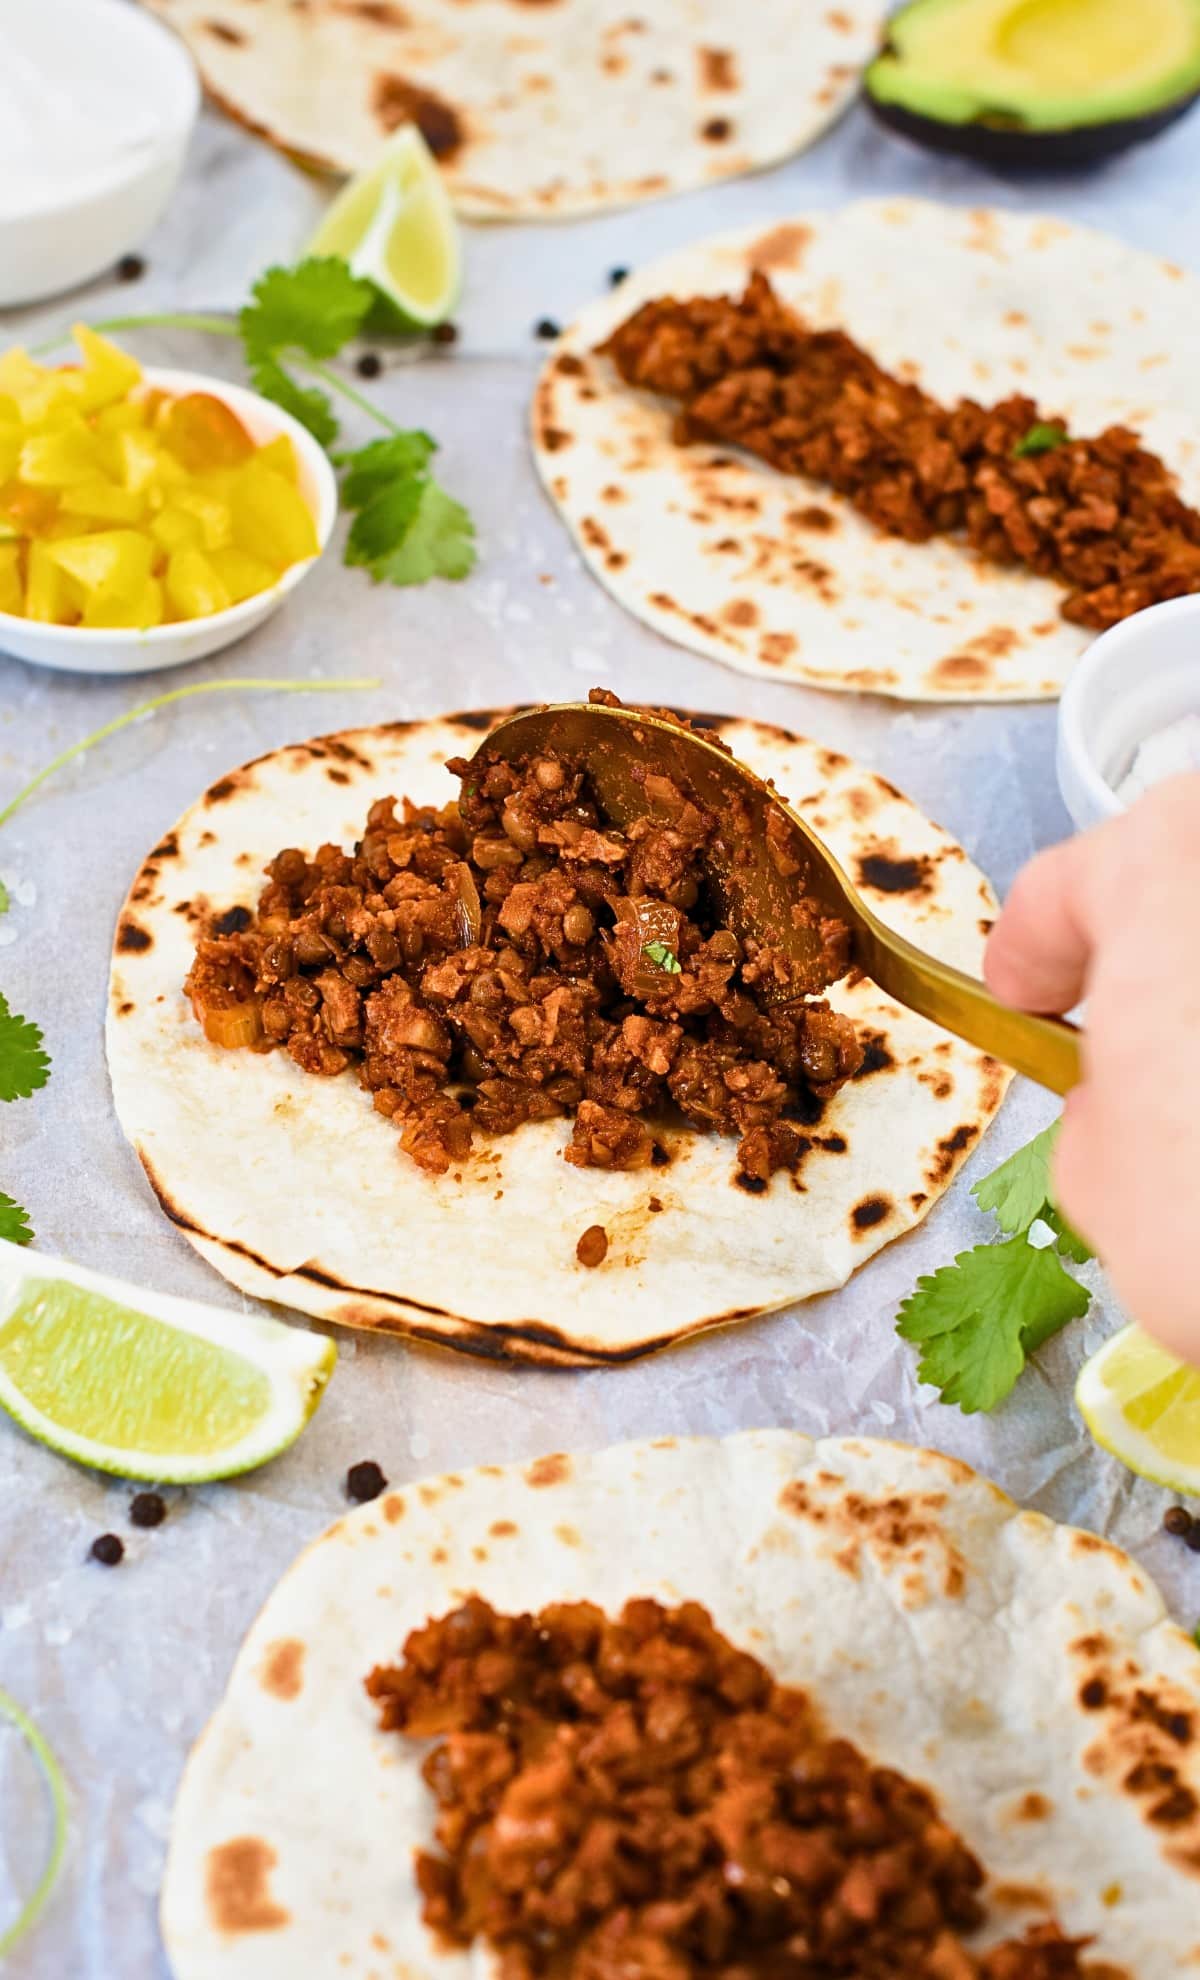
[159, 1432, 1200, 1980]
[136, 0, 883, 220]
[534, 199, 1200, 700]
[107, 712, 1008, 1365]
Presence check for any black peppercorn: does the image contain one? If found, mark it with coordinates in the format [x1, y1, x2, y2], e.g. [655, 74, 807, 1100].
[534, 318, 561, 341]
[116, 253, 146, 283]
[346, 1460, 388, 1503]
[609, 267, 629, 287]
[91, 1533, 124, 1566]
[355, 351, 383, 379]
[130, 1492, 167, 1529]
[1165, 1506, 1194, 1538]
[432, 321, 458, 345]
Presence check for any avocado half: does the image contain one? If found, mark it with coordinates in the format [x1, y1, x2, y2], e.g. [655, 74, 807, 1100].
[865, 0, 1200, 167]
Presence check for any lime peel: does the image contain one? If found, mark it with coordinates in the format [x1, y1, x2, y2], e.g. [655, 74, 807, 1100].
[1076, 1323, 1200, 1496]
[0, 1687, 68, 1959]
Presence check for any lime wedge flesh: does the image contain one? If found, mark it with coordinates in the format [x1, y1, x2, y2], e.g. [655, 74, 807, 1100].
[308, 126, 460, 327]
[1076, 1324, 1200, 1494]
[0, 1253, 335, 1483]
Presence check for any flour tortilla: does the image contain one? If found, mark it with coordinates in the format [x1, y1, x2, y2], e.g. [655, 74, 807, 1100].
[106, 710, 1008, 1365]
[159, 1430, 1200, 1980]
[534, 199, 1200, 700]
[137, 0, 882, 220]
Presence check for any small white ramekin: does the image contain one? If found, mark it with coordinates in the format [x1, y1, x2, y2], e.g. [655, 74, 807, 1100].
[0, 368, 339, 676]
[1056, 596, 1200, 832]
[0, 0, 200, 307]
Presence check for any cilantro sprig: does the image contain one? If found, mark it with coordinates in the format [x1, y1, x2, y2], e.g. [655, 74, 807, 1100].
[41, 256, 476, 588]
[897, 1122, 1093, 1414]
[0, 992, 51, 1246]
[643, 941, 682, 975]
[1013, 421, 1070, 458]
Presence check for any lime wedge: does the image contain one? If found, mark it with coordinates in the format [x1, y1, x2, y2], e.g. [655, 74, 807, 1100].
[0, 1241, 335, 1483]
[307, 127, 461, 329]
[1075, 1323, 1200, 1496]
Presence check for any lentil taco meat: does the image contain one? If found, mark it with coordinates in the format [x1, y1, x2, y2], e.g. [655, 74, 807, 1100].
[184, 695, 862, 1193]
[107, 710, 1007, 1363]
[534, 199, 1200, 701]
[371, 1594, 1103, 1980]
[159, 1433, 1198, 1979]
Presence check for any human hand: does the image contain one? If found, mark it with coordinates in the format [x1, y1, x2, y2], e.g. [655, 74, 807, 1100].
[984, 774, 1200, 1365]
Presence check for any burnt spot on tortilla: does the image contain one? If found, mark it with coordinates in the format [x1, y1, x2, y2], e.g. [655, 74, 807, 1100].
[852, 1194, 891, 1231]
[490, 1520, 518, 1538]
[204, 777, 238, 806]
[371, 75, 464, 159]
[1014, 1792, 1053, 1822]
[758, 632, 798, 667]
[748, 224, 812, 273]
[343, 0, 410, 21]
[735, 1171, 768, 1195]
[326, 766, 351, 785]
[857, 848, 933, 896]
[259, 1638, 305, 1701]
[206, 1838, 290, 1935]
[117, 1000, 135, 1017]
[206, 20, 245, 43]
[116, 918, 152, 954]
[199, 829, 217, 847]
[920, 1070, 955, 1100]
[1081, 1678, 1109, 1710]
[723, 599, 758, 628]
[845, 787, 878, 824]
[379, 1493, 406, 1525]
[925, 1121, 980, 1186]
[555, 1524, 582, 1547]
[910, 1190, 927, 1209]
[780, 1481, 966, 1598]
[526, 1453, 571, 1488]
[854, 1034, 894, 1079]
[990, 1881, 1054, 1912]
[814, 1132, 847, 1154]
[648, 1194, 664, 1212]
[971, 625, 1019, 658]
[152, 832, 180, 861]
[701, 116, 733, 141]
[211, 905, 253, 937]
[581, 516, 612, 554]
[787, 503, 834, 531]
[697, 46, 738, 90]
[932, 654, 991, 689]
[541, 426, 571, 453]
[555, 353, 585, 378]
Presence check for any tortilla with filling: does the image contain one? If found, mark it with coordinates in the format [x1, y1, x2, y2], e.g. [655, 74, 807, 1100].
[158, 1431, 1200, 1979]
[106, 711, 1008, 1365]
[533, 199, 1200, 700]
[135, 0, 884, 220]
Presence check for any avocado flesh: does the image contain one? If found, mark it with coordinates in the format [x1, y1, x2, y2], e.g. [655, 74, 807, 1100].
[867, 0, 1200, 131]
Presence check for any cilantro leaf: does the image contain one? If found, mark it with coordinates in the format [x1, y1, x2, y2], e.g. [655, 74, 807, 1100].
[339, 433, 436, 508]
[0, 880, 7, 916]
[972, 1123, 1058, 1234]
[240, 257, 375, 364]
[1013, 421, 1069, 458]
[643, 941, 682, 975]
[1041, 1204, 1094, 1266]
[0, 1193, 32, 1246]
[246, 354, 339, 449]
[0, 994, 50, 1103]
[898, 1234, 1091, 1413]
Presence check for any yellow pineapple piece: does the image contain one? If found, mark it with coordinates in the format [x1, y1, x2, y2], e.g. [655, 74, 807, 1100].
[0, 542, 22, 615]
[95, 399, 150, 438]
[209, 545, 280, 604]
[230, 464, 319, 566]
[172, 486, 233, 551]
[19, 423, 103, 486]
[164, 548, 232, 620]
[59, 480, 147, 526]
[72, 324, 142, 411]
[48, 530, 154, 602]
[25, 540, 77, 623]
[81, 576, 164, 630]
[150, 506, 205, 555]
[253, 435, 300, 484]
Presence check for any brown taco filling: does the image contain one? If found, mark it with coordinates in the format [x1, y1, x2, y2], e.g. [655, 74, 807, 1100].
[368, 1595, 1105, 1979]
[601, 271, 1200, 630]
[184, 697, 861, 1185]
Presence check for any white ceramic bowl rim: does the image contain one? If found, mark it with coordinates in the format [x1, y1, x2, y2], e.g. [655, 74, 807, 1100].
[1057, 594, 1200, 826]
[0, 366, 339, 649]
[0, 0, 201, 222]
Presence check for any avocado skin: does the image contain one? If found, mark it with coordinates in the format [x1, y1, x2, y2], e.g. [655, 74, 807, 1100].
[867, 89, 1200, 171]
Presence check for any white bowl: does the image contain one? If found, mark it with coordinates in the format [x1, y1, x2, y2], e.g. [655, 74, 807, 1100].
[0, 368, 339, 676]
[0, 0, 200, 308]
[1057, 596, 1200, 832]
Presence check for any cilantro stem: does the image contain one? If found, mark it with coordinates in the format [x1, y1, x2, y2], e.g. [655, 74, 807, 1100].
[301, 358, 400, 434]
[0, 1687, 68, 1959]
[32, 313, 237, 355]
[0, 677, 380, 830]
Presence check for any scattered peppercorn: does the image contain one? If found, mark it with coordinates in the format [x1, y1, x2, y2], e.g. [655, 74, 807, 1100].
[1165, 1506, 1194, 1537]
[576, 1224, 609, 1269]
[609, 267, 629, 287]
[535, 318, 561, 341]
[432, 320, 458, 345]
[356, 351, 383, 379]
[130, 1491, 167, 1529]
[347, 1459, 388, 1503]
[115, 253, 146, 283]
[90, 1533, 124, 1566]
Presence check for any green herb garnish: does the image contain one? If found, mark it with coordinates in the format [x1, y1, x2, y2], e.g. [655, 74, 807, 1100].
[643, 941, 682, 975]
[896, 1121, 1092, 1414]
[38, 256, 477, 589]
[1013, 421, 1070, 458]
[0, 993, 50, 1245]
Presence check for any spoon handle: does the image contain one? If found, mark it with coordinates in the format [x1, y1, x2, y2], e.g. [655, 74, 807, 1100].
[855, 920, 1082, 1097]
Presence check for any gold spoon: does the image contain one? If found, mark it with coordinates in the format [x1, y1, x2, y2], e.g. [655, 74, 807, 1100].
[467, 699, 1081, 1097]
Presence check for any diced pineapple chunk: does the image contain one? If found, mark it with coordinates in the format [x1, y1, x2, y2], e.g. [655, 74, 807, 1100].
[95, 399, 150, 437]
[0, 480, 59, 537]
[19, 423, 103, 487]
[81, 576, 164, 630]
[26, 541, 77, 623]
[150, 505, 205, 555]
[48, 530, 154, 599]
[172, 486, 233, 551]
[71, 325, 143, 411]
[60, 481, 147, 525]
[115, 428, 166, 494]
[164, 548, 232, 620]
[253, 435, 300, 484]
[230, 465, 320, 566]
[209, 545, 280, 605]
[0, 543, 22, 616]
